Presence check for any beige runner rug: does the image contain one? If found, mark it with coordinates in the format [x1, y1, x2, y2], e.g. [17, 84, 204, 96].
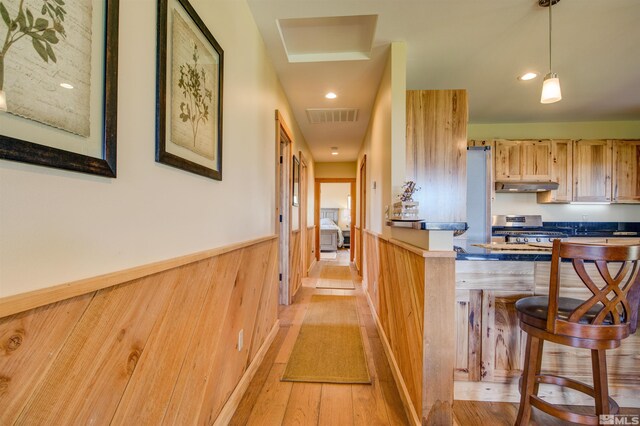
[316, 278, 355, 290]
[320, 251, 337, 260]
[281, 295, 371, 384]
[320, 265, 351, 280]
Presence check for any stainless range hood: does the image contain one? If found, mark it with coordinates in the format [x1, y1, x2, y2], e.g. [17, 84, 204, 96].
[495, 181, 559, 193]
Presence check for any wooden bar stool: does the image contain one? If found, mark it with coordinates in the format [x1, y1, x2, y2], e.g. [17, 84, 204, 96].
[515, 240, 640, 425]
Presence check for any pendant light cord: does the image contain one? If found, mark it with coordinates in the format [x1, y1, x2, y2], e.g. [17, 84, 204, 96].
[548, 0, 553, 72]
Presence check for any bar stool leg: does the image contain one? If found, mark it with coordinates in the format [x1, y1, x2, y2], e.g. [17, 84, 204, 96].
[591, 349, 610, 415]
[516, 334, 542, 425]
[532, 339, 544, 396]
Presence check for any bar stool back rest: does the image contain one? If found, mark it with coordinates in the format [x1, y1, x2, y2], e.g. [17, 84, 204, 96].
[515, 241, 640, 425]
[547, 243, 640, 339]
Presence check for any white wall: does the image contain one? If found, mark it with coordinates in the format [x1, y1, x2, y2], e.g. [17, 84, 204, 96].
[357, 42, 406, 236]
[320, 182, 351, 229]
[0, 0, 311, 297]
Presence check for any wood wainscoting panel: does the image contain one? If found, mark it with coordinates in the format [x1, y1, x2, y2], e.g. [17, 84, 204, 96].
[363, 231, 380, 309]
[0, 294, 93, 423]
[0, 236, 278, 425]
[306, 225, 316, 275]
[354, 227, 362, 274]
[290, 230, 302, 298]
[363, 230, 457, 425]
[15, 270, 180, 425]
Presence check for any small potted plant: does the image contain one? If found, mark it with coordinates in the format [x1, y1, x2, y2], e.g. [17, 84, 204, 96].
[392, 181, 421, 220]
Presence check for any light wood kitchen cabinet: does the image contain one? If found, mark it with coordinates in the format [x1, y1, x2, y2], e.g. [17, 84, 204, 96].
[537, 139, 573, 203]
[454, 289, 532, 384]
[481, 290, 531, 383]
[468, 139, 493, 148]
[573, 139, 612, 202]
[521, 140, 552, 181]
[495, 140, 552, 182]
[494, 140, 522, 181]
[612, 140, 640, 203]
[454, 290, 482, 381]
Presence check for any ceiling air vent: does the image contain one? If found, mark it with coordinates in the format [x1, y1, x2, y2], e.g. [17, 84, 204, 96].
[306, 108, 359, 124]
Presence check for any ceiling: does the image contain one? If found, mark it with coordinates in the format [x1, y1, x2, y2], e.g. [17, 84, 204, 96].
[246, 0, 640, 162]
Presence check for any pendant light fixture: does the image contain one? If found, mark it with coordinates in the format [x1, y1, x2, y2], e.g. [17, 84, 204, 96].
[540, 0, 562, 104]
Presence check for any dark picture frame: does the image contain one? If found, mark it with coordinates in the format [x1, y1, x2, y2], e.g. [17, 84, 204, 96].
[0, 0, 119, 177]
[292, 155, 300, 207]
[156, 0, 223, 180]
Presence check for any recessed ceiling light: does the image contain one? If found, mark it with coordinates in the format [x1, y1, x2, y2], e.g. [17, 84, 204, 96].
[325, 92, 337, 99]
[518, 72, 538, 81]
[60, 83, 74, 89]
[331, 147, 339, 155]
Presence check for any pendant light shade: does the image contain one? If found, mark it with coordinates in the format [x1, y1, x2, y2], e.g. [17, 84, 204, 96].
[540, 0, 562, 104]
[540, 72, 562, 103]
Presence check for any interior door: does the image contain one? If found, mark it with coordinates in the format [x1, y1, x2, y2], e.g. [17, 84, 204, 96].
[276, 112, 292, 305]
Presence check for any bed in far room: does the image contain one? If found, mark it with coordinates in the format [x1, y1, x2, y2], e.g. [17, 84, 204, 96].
[319, 208, 344, 252]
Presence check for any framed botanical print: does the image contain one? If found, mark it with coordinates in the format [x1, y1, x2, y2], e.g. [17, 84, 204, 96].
[292, 155, 299, 207]
[156, 0, 223, 180]
[0, 0, 119, 177]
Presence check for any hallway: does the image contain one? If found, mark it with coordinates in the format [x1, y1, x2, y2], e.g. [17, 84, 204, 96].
[229, 249, 409, 425]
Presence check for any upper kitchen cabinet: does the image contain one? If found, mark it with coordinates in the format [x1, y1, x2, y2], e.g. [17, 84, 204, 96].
[521, 140, 553, 181]
[494, 140, 522, 181]
[537, 140, 573, 203]
[573, 140, 612, 202]
[495, 140, 552, 182]
[612, 140, 640, 203]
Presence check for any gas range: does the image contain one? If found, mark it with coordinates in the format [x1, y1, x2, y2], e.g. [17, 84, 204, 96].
[492, 215, 569, 244]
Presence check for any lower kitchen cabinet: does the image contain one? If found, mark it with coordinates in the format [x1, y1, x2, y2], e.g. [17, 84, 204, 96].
[481, 290, 532, 383]
[455, 289, 532, 383]
[455, 260, 640, 388]
[455, 261, 535, 384]
[454, 290, 482, 381]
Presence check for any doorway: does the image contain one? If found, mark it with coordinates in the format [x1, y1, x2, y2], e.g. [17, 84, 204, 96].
[299, 152, 310, 277]
[356, 155, 366, 273]
[275, 111, 297, 305]
[314, 178, 356, 263]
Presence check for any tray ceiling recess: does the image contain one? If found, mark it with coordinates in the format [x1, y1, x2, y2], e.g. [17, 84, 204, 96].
[306, 108, 359, 124]
[277, 15, 378, 63]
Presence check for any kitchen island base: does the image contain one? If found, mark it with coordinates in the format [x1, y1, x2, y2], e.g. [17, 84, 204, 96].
[454, 259, 640, 408]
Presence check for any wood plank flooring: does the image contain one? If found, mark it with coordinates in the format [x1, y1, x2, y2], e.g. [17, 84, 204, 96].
[231, 249, 639, 425]
[230, 249, 408, 426]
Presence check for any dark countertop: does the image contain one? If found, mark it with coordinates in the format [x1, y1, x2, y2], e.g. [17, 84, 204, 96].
[455, 241, 552, 261]
[538, 221, 639, 238]
[457, 222, 640, 261]
[387, 220, 468, 232]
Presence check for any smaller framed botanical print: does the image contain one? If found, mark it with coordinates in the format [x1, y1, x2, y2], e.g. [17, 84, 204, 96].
[292, 155, 299, 207]
[156, 0, 223, 180]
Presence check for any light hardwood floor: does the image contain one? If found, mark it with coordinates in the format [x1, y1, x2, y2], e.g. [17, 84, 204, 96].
[230, 249, 639, 425]
[230, 249, 409, 425]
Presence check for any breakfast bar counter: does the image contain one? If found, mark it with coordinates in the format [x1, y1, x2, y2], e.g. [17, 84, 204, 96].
[452, 239, 640, 408]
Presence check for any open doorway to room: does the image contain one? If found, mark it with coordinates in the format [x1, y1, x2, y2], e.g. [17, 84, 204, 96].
[314, 178, 356, 263]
